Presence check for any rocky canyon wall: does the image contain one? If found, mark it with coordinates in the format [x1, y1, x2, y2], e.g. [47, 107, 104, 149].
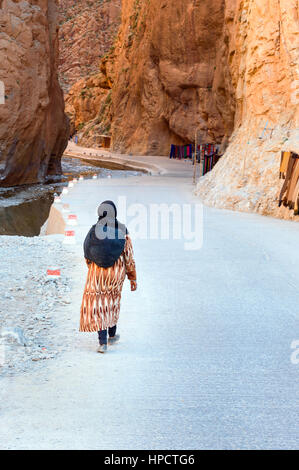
[196, 0, 299, 218]
[0, 0, 69, 187]
[58, 0, 121, 93]
[64, 0, 299, 219]
[64, 52, 115, 143]
[67, 0, 236, 154]
[109, 0, 235, 155]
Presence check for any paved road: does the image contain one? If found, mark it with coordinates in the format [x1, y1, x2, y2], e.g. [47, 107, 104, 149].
[1, 165, 299, 449]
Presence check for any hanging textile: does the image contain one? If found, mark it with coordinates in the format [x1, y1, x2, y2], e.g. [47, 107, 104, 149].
[169, 144, 194, 160]
[279, 151, 291, 179]
[286, 159, 299, 208]
[278, 152, 299, 209]
[293, 178, 299, 215]
[169, 143, 222, 175]
[169, 144, 176, 159]
[201, 144, 222, 176]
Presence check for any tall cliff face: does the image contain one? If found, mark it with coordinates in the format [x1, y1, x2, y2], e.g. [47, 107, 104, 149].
[58, 0, 121, 93]
[67, 0, 236, 154]
[64, 0, 299, 219]
[109, 0, 234, 155]
[0, 0, 69, 187]
[64, 53, 115, 144]
[197, 0, 299, 218]
[110, 0, 299, 219]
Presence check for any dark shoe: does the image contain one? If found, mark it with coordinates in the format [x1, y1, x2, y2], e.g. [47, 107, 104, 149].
[108, 334, 120, 345]
[97, 344, 107, 353]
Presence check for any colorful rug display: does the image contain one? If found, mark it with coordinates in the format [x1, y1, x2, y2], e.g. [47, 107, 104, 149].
[169, 143, 221, 175]
[169, 144, 193, 159]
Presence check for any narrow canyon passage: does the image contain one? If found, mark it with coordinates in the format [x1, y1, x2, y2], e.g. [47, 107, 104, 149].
[1, 0, 299, 453]
[0, 167, 298, 450]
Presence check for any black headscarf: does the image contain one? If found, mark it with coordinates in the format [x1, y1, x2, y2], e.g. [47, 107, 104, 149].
[83, 200, 128, 268]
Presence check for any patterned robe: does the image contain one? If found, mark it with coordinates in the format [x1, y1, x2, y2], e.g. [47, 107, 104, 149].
[80, 235, 136, 332]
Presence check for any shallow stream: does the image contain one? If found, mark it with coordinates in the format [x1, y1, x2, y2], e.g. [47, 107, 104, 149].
[0, 157, 141, 236]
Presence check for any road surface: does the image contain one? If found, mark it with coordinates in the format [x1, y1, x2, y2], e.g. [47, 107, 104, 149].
[1, 159, 298, 449]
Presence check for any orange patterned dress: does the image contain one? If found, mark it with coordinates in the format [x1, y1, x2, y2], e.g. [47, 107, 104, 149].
[80, 235, 136, 332]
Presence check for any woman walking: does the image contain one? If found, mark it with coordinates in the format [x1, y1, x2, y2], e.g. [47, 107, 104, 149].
[80, 200, 137, 353]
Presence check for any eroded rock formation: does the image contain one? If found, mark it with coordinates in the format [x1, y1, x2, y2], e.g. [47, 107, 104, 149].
[0, 0, 69, 187]
[58, 0, 121, 93]
[64, 56, 114, 143]
[109, 0, 234, 155]
[65, 0, 299, 219]
[196, 0, 299, 219]
[68, 0, 236, 155]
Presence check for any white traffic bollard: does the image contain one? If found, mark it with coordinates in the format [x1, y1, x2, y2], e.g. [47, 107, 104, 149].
[67, 214, 78, 226]
[68, 181, 74, 188]
[63, 230, 76, 245]
[47, 267, 61, 280]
